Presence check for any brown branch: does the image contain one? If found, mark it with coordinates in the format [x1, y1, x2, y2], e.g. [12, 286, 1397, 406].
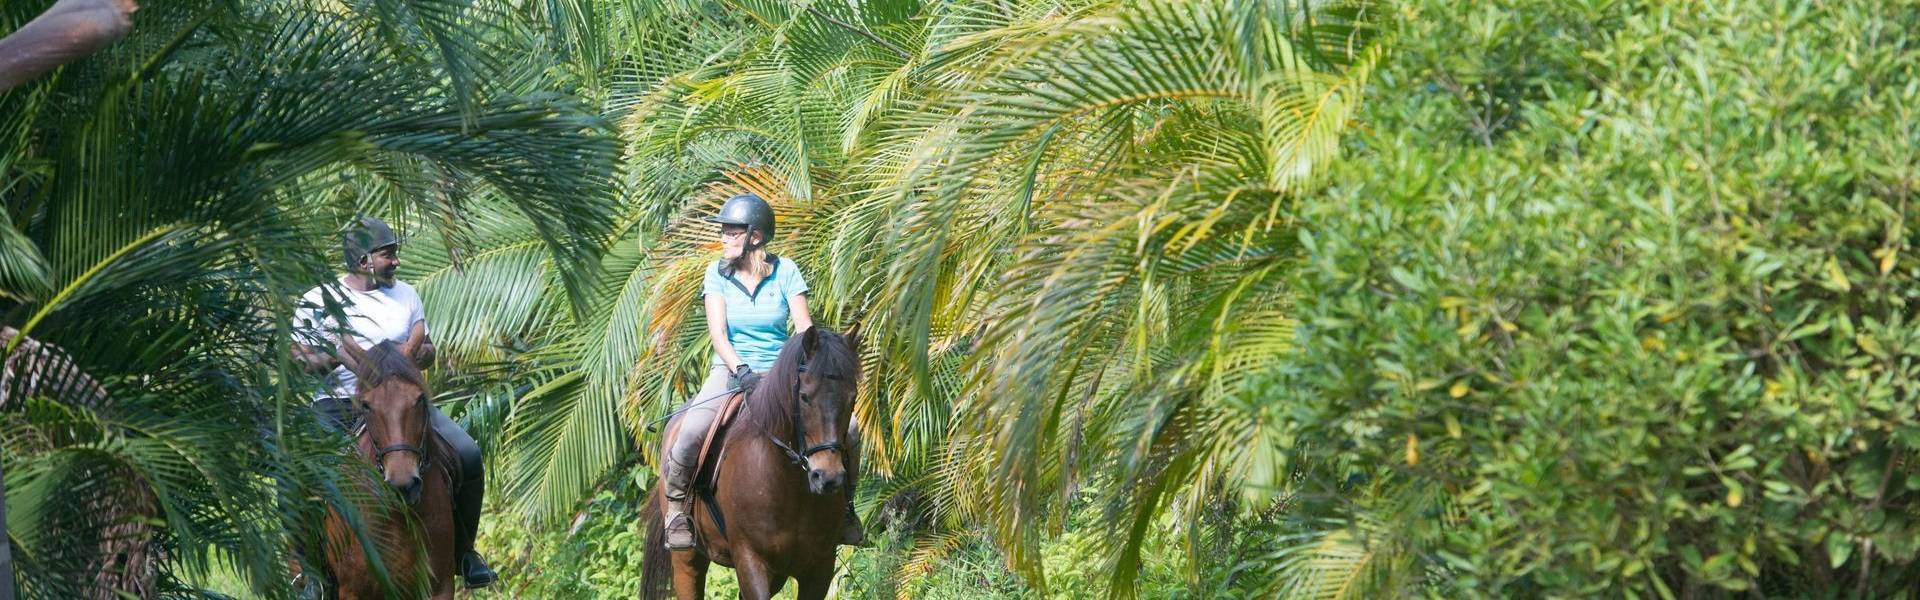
[802, 5, 911, 61]
[0, 0, 140, 92]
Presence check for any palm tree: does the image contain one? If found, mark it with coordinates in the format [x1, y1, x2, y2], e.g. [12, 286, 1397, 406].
[415, 0, 1389, 596]
[867, 2, 1384, 594]
[0, 0, 618, 596]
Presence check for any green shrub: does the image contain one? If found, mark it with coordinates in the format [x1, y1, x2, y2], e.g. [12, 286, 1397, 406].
[1271, 0, 1920, 596]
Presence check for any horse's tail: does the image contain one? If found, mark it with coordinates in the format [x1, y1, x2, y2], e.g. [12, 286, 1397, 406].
[639, 483, 673, 600]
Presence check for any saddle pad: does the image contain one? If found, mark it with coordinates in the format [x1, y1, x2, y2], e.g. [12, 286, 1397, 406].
[691, 389, 749, 491]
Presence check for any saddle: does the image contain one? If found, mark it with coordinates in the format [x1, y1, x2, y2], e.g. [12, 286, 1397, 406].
[686, 388, 750, 539]
[690, 389, 749, 488]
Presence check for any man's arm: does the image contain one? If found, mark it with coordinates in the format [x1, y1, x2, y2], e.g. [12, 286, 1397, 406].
[291, 342, 339, 374]
[0, 0, 139, 92]
[405, 321, 434, 369]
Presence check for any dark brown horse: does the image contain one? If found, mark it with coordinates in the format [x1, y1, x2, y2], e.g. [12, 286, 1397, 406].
[641, 326, 862, 600]
[322, 337, 456, 599]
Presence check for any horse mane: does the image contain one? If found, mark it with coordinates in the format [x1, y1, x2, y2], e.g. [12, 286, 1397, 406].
[357, 340, 425, 391]
[735, 328, 857, 436]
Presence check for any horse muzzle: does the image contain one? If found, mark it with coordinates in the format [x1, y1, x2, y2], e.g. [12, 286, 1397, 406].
[807, 467, 846, 495]
[391, 474, 423, 505]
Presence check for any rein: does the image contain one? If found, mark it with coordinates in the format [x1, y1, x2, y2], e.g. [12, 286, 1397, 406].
[766, 361, 842, 470]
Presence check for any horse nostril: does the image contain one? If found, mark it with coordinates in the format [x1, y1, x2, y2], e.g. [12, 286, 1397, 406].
[810, 470, 822, 481]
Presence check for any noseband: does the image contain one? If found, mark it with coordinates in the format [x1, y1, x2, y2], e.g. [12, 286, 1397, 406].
[767, 361, 843, 470]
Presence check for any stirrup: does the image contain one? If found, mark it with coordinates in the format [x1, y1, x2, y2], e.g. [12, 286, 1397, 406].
[460, 551, 498, 588]
[664, 510, 696, 550]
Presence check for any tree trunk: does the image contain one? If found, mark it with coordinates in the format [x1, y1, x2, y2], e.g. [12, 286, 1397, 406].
[0, 462, 12, 600]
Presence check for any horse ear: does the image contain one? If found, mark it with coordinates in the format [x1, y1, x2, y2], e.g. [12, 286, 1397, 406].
[844, 321, 863, 351]
[336, 336, 369, 375]
[399, 333, 423, 364]
[801, 326, 820, 360]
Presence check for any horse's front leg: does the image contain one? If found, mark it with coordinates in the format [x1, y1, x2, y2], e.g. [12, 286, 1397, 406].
[796, 569, 832, 600]
[732, 551, 784, 600]
[671, 550, 708, 600]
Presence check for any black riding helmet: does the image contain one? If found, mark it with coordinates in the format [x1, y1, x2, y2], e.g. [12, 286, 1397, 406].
[341, 215, 401, 272]
[706, 193, 776, 249]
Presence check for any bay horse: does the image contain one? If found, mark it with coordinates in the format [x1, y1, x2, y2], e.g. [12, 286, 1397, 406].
[640, 326, 862, 600]
[321, 337, 456, 599]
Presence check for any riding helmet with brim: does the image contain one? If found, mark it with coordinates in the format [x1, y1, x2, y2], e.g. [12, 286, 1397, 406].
[707, 193, 775, 247]
[341, 215, 402, 272]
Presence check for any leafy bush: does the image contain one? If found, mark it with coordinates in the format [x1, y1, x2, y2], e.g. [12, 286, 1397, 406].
[1269, 0, 1920, 595]
[475, 465, 652, 598]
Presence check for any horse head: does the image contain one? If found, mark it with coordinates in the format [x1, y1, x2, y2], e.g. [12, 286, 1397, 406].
[786, 326, 861, 495]
[338, 336, 431, 504]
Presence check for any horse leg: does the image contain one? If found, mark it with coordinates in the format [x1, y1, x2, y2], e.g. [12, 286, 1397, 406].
[796, 570, 832, 600]
[670, 550, 708, 600]
[731, 552, 781, 600]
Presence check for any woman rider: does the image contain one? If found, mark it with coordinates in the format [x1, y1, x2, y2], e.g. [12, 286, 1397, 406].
[659, 193, 863, 550]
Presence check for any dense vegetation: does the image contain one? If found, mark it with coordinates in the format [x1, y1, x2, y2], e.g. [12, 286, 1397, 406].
[3, 0, 1918, 598]
[1274, 0, 1920, 596]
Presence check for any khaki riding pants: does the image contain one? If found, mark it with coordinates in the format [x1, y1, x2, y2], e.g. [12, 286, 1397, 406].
[663, 365, 735, 503]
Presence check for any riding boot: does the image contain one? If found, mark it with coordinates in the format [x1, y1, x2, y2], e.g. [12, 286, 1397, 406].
[663, 497, 696, 550]
[839, 425, 868, 547]
[433, 408, 498, 589]
[839, 456, 867, 547]
[663, 454, 698, 550]
[839, 500, 867, 547]
[453, 460, 497, 588]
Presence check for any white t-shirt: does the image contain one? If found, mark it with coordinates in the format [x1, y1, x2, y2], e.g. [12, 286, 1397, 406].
[293, 278, 427, 399]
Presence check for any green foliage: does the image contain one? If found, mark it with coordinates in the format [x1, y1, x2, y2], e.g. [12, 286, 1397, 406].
[477, 464, 1284, 598]
[1268, 0, 1920, 595]
[0, 0, 618, 597]
[475, 464, 653, 598]
[27, 0, 1919, 597]
[419, 3, 1390, 597]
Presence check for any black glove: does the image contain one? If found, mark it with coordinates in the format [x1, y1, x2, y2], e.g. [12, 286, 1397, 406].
[731, 364, 762, 395]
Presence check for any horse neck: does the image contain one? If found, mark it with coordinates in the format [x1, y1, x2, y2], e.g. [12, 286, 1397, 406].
[737, 376, 794, 438]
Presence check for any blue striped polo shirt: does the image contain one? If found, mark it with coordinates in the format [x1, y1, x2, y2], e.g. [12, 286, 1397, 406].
[703, 256, 809, 371]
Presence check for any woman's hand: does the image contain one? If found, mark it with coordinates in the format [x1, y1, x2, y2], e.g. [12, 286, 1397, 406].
[730, 364, 761, 395]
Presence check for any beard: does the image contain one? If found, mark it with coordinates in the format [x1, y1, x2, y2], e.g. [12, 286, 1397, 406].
[376, 265, 398, 285]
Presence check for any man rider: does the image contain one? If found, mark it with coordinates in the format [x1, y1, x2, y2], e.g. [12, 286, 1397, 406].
[291, 216, 497, 588]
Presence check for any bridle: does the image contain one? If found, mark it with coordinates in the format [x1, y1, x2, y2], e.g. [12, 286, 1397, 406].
[767, 360, 844, 470]
[354, 391, 432, 476]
